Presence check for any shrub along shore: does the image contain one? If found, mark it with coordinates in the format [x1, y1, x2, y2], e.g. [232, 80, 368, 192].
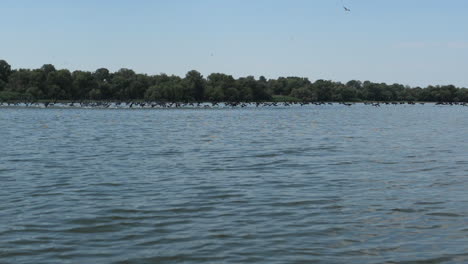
[1, 60, 468, 103]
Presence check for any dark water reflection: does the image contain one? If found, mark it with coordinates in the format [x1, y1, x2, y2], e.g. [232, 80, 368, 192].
[1, 104, 468, 263]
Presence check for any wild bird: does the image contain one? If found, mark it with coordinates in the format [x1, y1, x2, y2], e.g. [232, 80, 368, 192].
[341, 0, 351, 12]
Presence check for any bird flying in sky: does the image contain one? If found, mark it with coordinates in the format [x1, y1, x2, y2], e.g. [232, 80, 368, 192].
[341, 0, 351, 12]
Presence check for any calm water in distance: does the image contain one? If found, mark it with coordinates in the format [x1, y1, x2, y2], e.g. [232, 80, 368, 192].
[1, 104, 468, 264]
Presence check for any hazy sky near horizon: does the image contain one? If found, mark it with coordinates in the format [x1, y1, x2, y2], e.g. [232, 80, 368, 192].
[1, 0, 468, 87]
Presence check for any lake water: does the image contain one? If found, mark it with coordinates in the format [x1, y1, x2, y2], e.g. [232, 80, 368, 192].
[1, 104, 468, 264]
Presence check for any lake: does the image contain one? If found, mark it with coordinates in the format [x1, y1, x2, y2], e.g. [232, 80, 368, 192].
[1, 104, 468, 263]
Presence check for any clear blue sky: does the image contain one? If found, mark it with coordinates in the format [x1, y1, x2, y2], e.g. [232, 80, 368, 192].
[2, 0, 468, 87]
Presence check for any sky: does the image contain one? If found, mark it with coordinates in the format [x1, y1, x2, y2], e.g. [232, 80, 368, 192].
[1, 0, 468, 87]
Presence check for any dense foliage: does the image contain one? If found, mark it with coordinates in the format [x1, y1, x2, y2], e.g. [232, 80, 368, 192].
[1, 60, 467, 102]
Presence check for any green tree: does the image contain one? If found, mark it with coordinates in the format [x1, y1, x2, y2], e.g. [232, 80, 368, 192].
[127, 74, 150, 99]
[47, 85, 65, 100]
[0, 80, 6, 91]
[5, 69, 33, 94]
[0, 60, 12, 83]
[41, 64, 56, 76]
[206, 73, 237, 101]
[72, 71, 97, 100]
[144, 75, 186, 101]
[334, 85, 356, 102]
[290, 87, 315, 101]
[47, 70, 73, 99]
[1, 61, 468, 103]
[94, 68, 110, 82]
[312, 80, 334, 101]
[236, 76, 271, 101]
[109, 69, 135, 100]
[185, 70, 205, 101]
[25, 86, 44, 100]
[224, 87, 240, 101]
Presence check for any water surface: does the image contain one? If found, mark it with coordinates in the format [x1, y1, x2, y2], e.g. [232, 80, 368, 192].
[1, 104, 468, 263]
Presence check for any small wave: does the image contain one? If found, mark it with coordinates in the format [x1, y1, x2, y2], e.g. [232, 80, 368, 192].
[273, 199, 335, 207]
[414, 201, 445, 205]
[391, 208, 423, 213]
[426, 212, 463, 217]
[407, 225, 442, 230]
[252, 153, 279, 158]
[204, 193, 244, 199]
[64, 224, 123, 233]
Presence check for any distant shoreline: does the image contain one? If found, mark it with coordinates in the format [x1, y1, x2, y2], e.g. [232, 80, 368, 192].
[1, 101, 467, 109]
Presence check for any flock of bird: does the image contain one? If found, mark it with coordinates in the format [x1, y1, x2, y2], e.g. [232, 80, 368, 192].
[1, 101, 467, 109]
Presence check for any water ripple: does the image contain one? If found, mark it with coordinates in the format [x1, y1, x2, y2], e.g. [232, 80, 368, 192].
[1, 105, 468, 263]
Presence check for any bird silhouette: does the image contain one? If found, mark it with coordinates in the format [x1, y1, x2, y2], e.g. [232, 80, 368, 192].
[341, 0, 351, 12]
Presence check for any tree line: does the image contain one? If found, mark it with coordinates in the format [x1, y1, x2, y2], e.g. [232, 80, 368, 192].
[1, 59, 468, 102]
